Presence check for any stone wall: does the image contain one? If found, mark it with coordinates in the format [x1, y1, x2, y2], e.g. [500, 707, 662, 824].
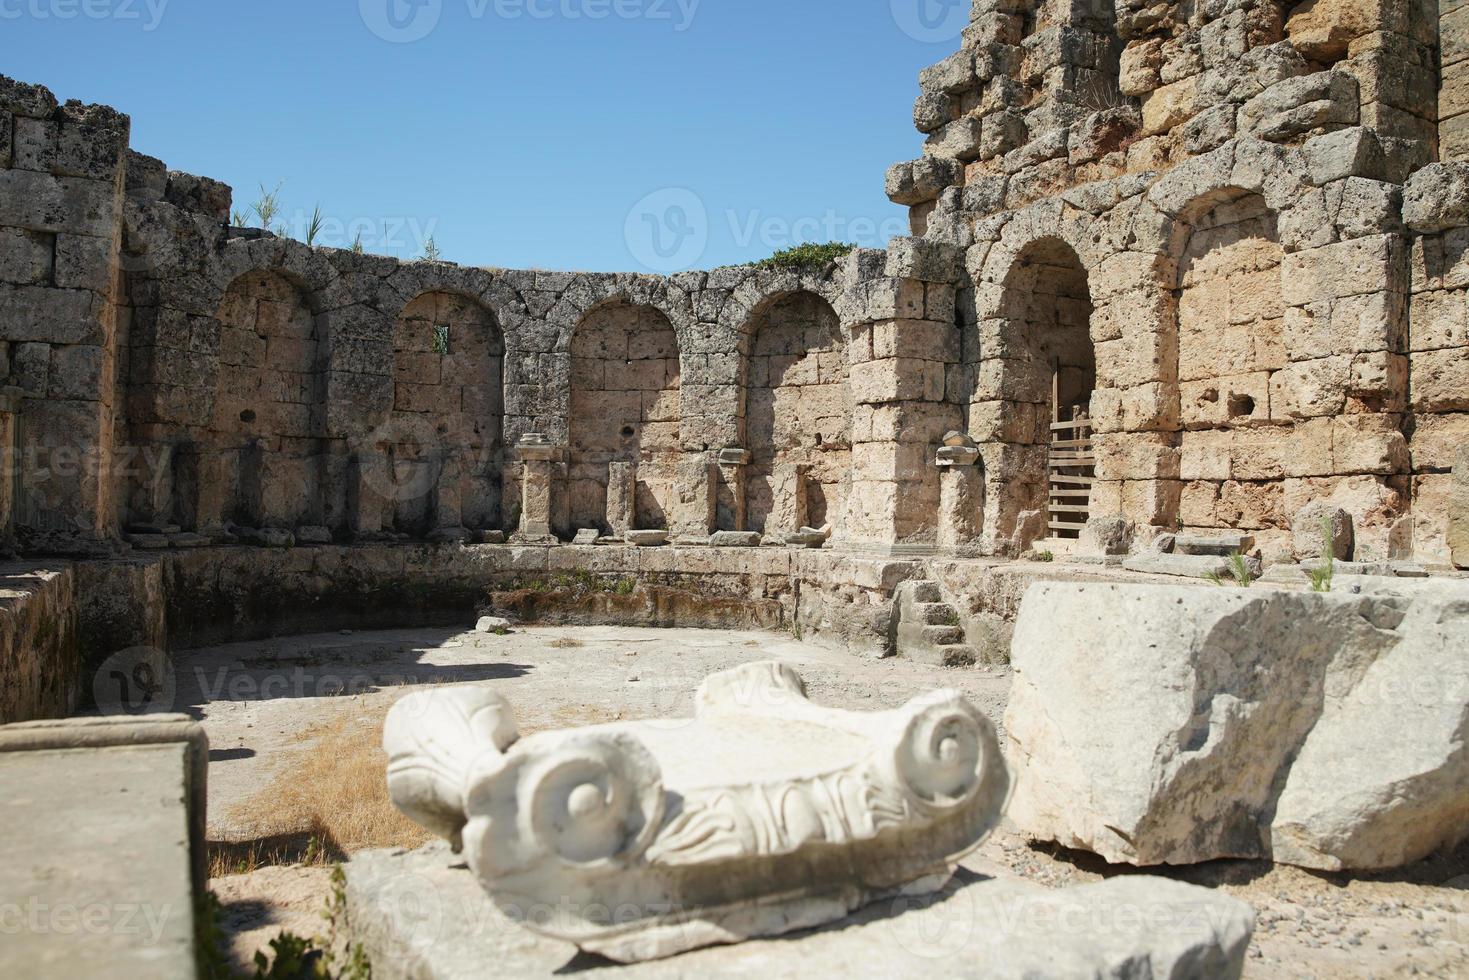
[744, 291, 852, 538]
[0, 564, 78, 724]
[0, 1, 1466, 570]
[0, 78, 127, 555]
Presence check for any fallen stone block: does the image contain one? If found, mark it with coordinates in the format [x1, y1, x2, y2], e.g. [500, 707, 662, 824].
[126, 532, 170, 549]
[1174, 533, 1255, 556]
[626, 529, 669, 547]
[474, 616, 511, 634]
[572, 528, 600, 546]
[294, 525, 332, 545]
[1005, 582, 1469, 870]
[1121, 552, 1230, 579]
[344, 843, 1253, 980]
[1291, 503, 1353, 561]
[710, 530, 762, 548]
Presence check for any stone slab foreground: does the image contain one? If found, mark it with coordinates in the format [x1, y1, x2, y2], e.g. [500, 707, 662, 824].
[344, 842, 1253, 979]
[0, 715, 207, 980]
[1005, 581, 1469, 871]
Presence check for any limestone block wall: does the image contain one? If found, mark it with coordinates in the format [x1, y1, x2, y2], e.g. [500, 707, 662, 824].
[895, 0, 1439, 241]
[567, 300, 681, 534]
[0, 78, 128, 554]
[1443, 0, 1469, 160]
[743, 291, 852, 537]
[891, 2, 1463, 564]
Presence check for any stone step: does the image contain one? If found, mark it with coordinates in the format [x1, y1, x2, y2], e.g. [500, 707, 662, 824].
[903, 581, 943, 604]
[938, 644, 977, 667]
[898, 622, 966, 647]
[912, 601, 961, 626]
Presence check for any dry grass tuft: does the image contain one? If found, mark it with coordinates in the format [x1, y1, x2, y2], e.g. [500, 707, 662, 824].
[225, 706, 430, 869]
[548, 637, 584, 649]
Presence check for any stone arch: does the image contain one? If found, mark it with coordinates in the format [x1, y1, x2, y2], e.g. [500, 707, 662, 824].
[1169, 186, 1292, 541]
[384, 290, 506, 536]
[741, 290, 852, 538]
[567, 299, 682, 535]
[196, 268, 325, 531]
[981, 236, 1097, 543]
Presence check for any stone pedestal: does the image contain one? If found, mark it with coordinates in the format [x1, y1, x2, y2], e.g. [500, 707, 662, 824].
[765, 462, 810, 542]
[936, 436, 983, 553]
[670, 456, 717, 538]
[510, 437, 565, 545]
[348, 448, 389, 537]
[606, 461, 636, 536]
[715, 447, 749, 532]
[433, 454, 464, 533]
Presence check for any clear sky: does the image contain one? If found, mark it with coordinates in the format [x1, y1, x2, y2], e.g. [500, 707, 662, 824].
[3, 0, 973, 272]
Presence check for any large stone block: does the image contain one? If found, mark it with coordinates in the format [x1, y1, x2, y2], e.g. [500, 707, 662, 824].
[1005, 582, 1469, 870]
[345, 842, 1253, 980]
[1453, 447, 1469, 569]
[0, 169, 119, 238]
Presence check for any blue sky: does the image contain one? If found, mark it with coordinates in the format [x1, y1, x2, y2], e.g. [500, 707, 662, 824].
[4, 1, 971, 271]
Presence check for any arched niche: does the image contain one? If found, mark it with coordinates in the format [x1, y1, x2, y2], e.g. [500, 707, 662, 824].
[567, 300, 682, 534]
[386, 290, 506, 535]
[742, 291, 851, 537]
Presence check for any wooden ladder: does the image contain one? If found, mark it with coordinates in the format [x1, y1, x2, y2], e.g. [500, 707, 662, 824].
[1048, 368, 1093, 539]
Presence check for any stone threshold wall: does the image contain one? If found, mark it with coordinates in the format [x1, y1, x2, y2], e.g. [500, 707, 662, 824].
[0, 564, 78, 724]
[157, 543, 918, 657]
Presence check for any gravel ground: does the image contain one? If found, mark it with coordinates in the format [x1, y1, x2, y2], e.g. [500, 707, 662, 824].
[195, 624, 1468, 979]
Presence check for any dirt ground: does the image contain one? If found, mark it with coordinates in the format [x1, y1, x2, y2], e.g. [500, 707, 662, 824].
[194, 624, 1468, 979]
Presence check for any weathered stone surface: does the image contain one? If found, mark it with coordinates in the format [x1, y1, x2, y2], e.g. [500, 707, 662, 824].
[1079, 516, 1134, 556]
[345, 843, 1253, 980]
[626, 529, 670, 547]
[1404, 163, 1469, 233]
[0, 715, 206, 980]
[474, 615, 511, 633]
[1174, 533, 1256, 556]
[1291, 503, 1354, 561]
[1120, 553, 1231, 579]
[709, 530, 761, 548]
[1453, 447, 1469, 570]
[1006, 582, 1469, 870]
